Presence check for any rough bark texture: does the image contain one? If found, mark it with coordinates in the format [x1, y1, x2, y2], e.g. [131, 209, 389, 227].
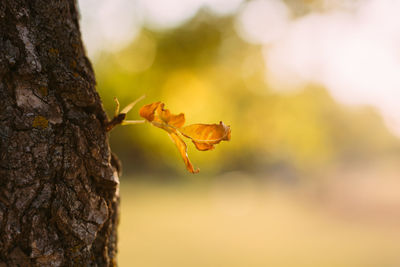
[0, 1, 120, 266]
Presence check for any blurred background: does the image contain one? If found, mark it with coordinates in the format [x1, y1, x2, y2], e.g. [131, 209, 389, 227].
[79, 0, 400, 266]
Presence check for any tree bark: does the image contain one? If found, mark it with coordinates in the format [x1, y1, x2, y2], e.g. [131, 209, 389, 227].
[0, 1, 119, 266]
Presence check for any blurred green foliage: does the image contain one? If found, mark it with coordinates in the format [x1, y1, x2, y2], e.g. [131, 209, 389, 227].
[93, 11, 400, 178]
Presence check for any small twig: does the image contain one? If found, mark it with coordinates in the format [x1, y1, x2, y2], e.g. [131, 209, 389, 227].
[113, 97, 120, 117]
[105, 95, 145, 132]
[121, 95, 145, 114]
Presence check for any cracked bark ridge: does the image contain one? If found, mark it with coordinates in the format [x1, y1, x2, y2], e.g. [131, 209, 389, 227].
[0, 1, 120, 266]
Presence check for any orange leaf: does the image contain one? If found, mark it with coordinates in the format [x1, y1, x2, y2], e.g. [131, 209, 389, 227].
[139, 102, 230, 173]
[169, 132, 199, 174]
[156, 103, 185, 128]
[139, 102, 162, 122]
[179, 122, 231, 151]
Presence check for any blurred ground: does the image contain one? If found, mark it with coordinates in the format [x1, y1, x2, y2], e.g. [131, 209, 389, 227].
[118, 165, 400, 267]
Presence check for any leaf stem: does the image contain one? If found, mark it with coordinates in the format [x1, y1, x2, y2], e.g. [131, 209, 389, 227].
[121, 120, 146, 125]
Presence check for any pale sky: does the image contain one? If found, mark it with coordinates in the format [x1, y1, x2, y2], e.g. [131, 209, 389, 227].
[79, 0, 243, 55]
[79, 0, 400, 136]
[237, 0, 400, 136]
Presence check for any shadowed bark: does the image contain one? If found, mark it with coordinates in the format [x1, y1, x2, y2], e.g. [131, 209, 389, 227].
[0, 0, 119, 266]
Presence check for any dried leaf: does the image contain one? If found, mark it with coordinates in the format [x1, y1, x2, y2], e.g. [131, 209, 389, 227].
[169, 132, 199, 174]
[180, 122, 231, 151]
[139, 102, 161, 122]
[157, 104, 185, 128]
[139, 102, 231, 173]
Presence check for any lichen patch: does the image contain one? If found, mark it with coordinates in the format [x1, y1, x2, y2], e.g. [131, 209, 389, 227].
[32, 116, 48, 129]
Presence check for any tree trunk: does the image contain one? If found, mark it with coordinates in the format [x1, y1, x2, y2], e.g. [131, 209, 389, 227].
[0, 1, 119, 266]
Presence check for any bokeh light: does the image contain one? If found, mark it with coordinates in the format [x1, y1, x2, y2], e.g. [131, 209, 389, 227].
[236, 0, 290, 44]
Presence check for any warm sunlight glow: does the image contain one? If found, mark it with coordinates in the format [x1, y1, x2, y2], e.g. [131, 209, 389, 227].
[76, 1, 400, 265]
